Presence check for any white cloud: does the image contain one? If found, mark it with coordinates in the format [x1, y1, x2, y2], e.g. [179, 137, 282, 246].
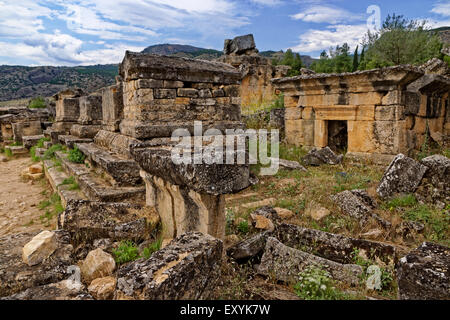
[431, 2, 450, 17]
[290, 24, 369, 53]
[250, 0, 282, 6]
[291, 5, 363, 24]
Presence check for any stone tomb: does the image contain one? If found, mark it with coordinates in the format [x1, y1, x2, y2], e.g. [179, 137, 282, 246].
[273, 66, 450, 163]
[119, 52, 252, 239]
[101, 80, 124, 132]
[69, 92, 103, 139]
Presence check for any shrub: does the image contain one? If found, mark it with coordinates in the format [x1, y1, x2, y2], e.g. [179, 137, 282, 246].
[43, 144, 63, 160]
[68, 146, 85, 164]
[28, 97, 47, 109]
[113, 241, 139, 264]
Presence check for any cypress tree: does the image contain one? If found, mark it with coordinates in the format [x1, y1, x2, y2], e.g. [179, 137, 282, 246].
[352, 45, 359, 72]
[359, 47, 366, 70]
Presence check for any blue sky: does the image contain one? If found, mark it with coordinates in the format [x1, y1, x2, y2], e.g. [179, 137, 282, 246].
[0, 0, 448, 66]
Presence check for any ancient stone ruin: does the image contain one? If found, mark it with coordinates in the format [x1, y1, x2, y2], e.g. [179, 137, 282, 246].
[218, 34, 290, 110]
[273, 65, 449, 163]
[0, 35, 449, 301]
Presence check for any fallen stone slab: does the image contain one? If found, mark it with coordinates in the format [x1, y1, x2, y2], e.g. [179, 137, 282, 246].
[59, 200, 159, 246]
[303, 147, 343, 166]
[5, 145, 28, 156]
[116, 232, 222, 300]
[0, 231, 74, 297]
[22, 231, 58, 266]
[88, 276, 116, 300]
[1, 280, 92, 300]
[377, 154, 428, 199]
[420, 154, 450, 201]
[397, 242, 450, 300]
[273, 158, 307, 172]
[331, 190, 391, 228]
[257, 237, 363, 286]
[226, 231, 272, 261]
[275, 223, 398, 266]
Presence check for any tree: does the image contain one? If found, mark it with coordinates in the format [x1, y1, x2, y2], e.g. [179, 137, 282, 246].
[273, 49, 303, 76]
[352, 46, 359, 72]
[361, 14, 443, 69]
[310, 43, 353, 74]
[359, 47, 366, 70]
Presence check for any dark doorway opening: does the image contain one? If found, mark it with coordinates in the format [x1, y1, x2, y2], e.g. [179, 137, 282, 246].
[328, 120, 348, 152]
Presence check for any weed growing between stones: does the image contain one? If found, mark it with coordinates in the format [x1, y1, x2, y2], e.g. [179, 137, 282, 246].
[4, 148, 12, 158]
[293, 266, 354, 300]
[113, 241, 139, 264]
[38, 193, 63, 227]
[43, 144, 64, 160]
[67, 146, 85, 164]
[58, 176, 79, 191]
[141, 239, 162, 260]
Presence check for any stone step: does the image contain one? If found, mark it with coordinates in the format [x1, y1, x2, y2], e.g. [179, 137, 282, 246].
[43, 128, 62, 145]
[70, 124, 102, 139]
[55, 151, 145, 204]
[76, 142, 142, 187]
[58, 135, 93, 149]
[43, 159, 86, 207]
[5, 145, 28, 156]
[22, 135, 45, 149]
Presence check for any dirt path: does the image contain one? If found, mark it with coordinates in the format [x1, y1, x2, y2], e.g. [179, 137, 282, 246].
[0, 157, 54, 237]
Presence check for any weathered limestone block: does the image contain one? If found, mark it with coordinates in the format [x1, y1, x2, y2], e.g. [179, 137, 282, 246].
[303, 146, 343, 166]
[133, 145, 251, 196]
[224, 34, 256, 55]
[275, 224, 397, 266]
[80, 248, 116, 284]
[0, 231, 73, 297]
[420, 155, 450, 200]
[70, 124, 102, 139]
[227, 231, 272, 261]
[377, 154, 428, 198]
[59, 200, 159, 245]
[120, 51, 241, 84]
[79, 94, 103, 125]
[76, 142, 142, 186]
[102, 83, 124, 132]
[12, 121, 42, 143]
[22, 134, 45, 149]
[397, 242, 450, 300]
[22, 231, 58, 266]
[140, 171, 226, 240]
[116, 232, 222, 300]
[1, 280, 91, 300]
[257, 237, 363, 286]
[332, 190, 390, 228]
[88, 276, 116, 300]
[94, 130, 141, 158]
[55, 97, 80, 122]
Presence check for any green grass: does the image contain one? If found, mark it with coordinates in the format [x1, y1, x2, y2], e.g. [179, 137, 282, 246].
[237, 220, 250, 235]
[382, 194, 417, 210]
[404, 204, 450, 244]
[8, 141, 22, 147]
[67, 146, 85, 164]
[4, 148, 12, 157]
[38, 193, 64, 226]
[113, 241, 139, 265]
[57, 176, 79, 191]
[28, 97, 47, 109]
[43, 144, 64, 160]
[141, 239, 162, 259]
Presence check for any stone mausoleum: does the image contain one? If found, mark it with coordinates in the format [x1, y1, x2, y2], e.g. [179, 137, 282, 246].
[273, 65, 450, 163]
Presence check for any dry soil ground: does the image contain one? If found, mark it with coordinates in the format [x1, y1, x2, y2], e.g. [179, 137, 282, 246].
[0, 157, 54, 237]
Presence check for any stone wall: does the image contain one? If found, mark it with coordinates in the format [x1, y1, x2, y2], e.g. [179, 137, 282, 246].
[119, 51, 244, 139]
[217, 34, 290, 110]
[119, 52, 252, 239]
[273, 65, 449, 162]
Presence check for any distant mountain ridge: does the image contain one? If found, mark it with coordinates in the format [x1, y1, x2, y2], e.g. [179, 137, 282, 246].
[0, 44, 317, 102]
